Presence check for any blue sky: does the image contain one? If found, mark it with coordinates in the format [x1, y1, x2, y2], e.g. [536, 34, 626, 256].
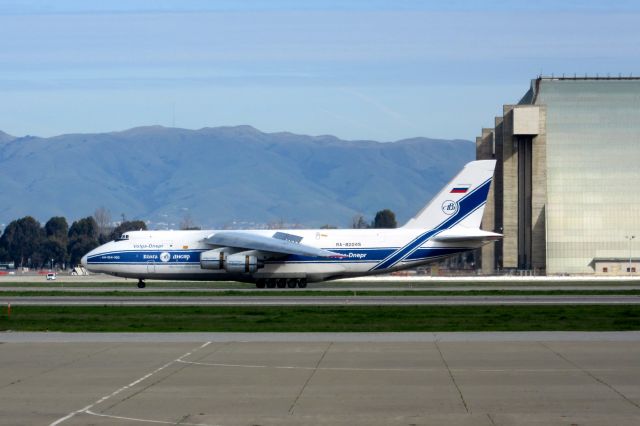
[1, 0, 639, 141]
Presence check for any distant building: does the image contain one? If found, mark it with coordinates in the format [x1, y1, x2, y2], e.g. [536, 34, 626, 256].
[476, 77, 640, 275]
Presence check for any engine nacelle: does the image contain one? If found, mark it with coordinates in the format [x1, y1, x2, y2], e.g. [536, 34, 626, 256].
[200, 248, 228, 270]
[225, 253, 260, 273]
[201, 248, 264, 273]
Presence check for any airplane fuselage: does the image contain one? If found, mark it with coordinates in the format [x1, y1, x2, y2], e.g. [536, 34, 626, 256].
[83, 228, 485, 283]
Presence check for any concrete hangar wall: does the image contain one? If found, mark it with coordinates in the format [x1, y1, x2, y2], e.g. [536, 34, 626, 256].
[476, 77, 640, 275]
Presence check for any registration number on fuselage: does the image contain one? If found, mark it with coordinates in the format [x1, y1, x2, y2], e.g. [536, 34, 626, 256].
[335, 242, 362, 247]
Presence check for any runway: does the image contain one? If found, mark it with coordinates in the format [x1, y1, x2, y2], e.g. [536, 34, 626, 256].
[1, 332, 638, 425]
[2, 294, 640, 305]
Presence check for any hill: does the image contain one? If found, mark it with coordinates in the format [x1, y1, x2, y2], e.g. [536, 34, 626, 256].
[0, 126, 474, 228]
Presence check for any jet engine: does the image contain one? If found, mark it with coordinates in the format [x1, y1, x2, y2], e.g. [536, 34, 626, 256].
[200, 248, 263, 273]
[200, 248, 228, 270]
[225, 253, 260, 273]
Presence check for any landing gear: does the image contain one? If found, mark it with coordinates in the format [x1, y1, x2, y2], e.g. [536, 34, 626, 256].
[258, 278, 307, 289]
[137, 279, 146, 289]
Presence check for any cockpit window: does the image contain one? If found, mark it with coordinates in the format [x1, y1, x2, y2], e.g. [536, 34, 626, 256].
[117, 234, 130, 241]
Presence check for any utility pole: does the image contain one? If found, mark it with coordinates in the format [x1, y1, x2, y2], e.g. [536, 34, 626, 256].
[625, 235, 635, 274]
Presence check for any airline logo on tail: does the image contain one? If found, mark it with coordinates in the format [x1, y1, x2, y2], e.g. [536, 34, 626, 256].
[441, 200, 458, 215]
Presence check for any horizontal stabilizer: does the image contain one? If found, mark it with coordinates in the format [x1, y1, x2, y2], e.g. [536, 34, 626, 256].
[432, 228, 502, 243]
[205, 231, 344, 258]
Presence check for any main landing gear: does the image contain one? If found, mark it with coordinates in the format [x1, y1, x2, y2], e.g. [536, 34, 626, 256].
[255, 278, 307, 289]
[137, 279, 146, 289]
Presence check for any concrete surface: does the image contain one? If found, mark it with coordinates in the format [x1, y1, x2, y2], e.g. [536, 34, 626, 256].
[2, 294, 640, 306]
[0, 335, 638, 425]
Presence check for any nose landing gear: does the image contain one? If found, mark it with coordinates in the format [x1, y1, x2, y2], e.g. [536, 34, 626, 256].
[137, 279, 146, 289]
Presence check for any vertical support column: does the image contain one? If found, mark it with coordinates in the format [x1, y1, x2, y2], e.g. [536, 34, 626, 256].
[531, 106, 547, 273]
[517, 137, 533, 269]
[494, 116, 504, 271]
[501, 106, 518, 269]
[476, 128, 495, 274]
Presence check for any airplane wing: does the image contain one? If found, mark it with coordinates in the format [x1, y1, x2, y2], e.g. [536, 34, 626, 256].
[204, 231, 344, 258]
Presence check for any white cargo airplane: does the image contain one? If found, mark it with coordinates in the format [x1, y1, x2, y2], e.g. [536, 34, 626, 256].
[82, 160, 499, 288]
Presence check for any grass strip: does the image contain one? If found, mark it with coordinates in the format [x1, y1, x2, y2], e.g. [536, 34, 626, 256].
[1, 290, 640, 297]
[1, 305, 639, 332]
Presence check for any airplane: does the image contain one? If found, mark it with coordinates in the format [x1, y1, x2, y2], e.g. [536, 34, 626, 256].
[81, 160, 499, 288]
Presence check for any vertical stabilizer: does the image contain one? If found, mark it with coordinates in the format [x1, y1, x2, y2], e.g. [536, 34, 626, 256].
[402, 160, 496, 230]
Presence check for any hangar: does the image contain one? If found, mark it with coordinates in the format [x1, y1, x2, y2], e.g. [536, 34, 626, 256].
[476, 77, 640, 275]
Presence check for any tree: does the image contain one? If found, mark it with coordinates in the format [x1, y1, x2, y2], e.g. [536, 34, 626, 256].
[0, 216, 45, 267]
[93, 207, 112, 243]
[180, 213, 200, 230]
[45, 216, 69, 243]
[67, 217, 100, 267]
[109, 220, 147, 241]
[39, 238, 67, 268]
[351, 214, 369, 229]
[372, 209, 397, 229]
[68, 236, 99, 267]
[68, 217, 99, 240]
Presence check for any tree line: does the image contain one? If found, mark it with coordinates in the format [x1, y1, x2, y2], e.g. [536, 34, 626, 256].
[351, 209, 397, 229]
[0, 214, 146, 269]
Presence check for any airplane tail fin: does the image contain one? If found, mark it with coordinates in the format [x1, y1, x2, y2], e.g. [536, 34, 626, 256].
[402, 160, 497, 231]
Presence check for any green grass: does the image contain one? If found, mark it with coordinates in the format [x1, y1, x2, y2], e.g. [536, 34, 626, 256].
[1, 305, 639, 332]
[1, 289, 640, 297]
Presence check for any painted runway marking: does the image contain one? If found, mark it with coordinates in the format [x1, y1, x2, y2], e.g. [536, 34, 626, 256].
[49, 341, 211, 426]
[85, 409, 220, 425]
[176, 359, 618, 373]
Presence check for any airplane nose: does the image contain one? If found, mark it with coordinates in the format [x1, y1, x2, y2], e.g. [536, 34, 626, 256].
[81, 254, 88, 268]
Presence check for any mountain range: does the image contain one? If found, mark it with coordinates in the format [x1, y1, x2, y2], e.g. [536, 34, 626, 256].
[0, 126, 473, 229]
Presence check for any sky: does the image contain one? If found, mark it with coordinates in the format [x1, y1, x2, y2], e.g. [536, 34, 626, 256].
[1, 0, 640, 141]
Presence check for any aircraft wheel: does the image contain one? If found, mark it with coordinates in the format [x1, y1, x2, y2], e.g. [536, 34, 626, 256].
[276, 278, 286, 289]
[297, 279, 307, 289]
[266, 279, 276, 289]
[137, 280, 146, 289]
[256, 280, 266, 289]
[287, 279, 297, 288]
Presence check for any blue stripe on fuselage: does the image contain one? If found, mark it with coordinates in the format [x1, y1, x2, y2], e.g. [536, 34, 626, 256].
[87, 250, 204, 264]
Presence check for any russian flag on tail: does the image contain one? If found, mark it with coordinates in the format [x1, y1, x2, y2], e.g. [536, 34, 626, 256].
[450, 184, 470, 194]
